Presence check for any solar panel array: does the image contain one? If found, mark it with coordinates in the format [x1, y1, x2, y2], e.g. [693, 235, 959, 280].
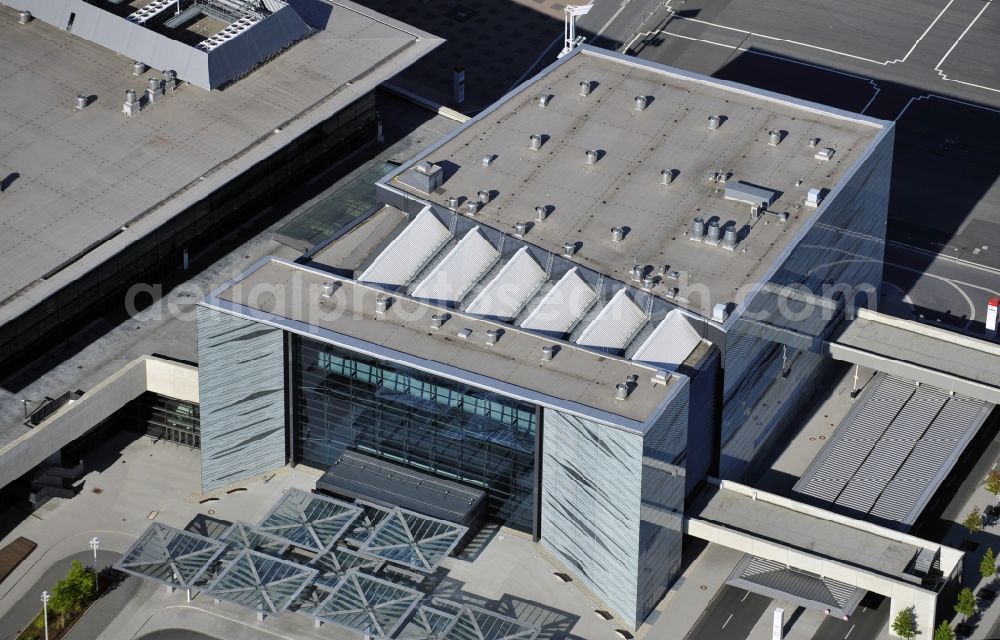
[796, 374, 991, 526]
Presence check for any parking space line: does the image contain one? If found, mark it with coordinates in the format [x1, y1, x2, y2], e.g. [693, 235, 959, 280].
[662, 0, 957, 66]
[934, 1, 999, 94]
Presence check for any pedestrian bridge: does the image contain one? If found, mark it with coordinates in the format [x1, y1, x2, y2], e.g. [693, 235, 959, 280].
[686, 479, 963, 638]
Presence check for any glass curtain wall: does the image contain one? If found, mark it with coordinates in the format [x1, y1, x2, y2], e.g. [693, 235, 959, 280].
[290, 336, 537, 533]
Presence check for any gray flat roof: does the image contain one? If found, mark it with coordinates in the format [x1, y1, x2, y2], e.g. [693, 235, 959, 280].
[692, 485, 923, 582]
[204, 256, 685, 429]
[383, 46, 886, 319]
[835, 313, 1000, 388]
[0, 2, 440, 327]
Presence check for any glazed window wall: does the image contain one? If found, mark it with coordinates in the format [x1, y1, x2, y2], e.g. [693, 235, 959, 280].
[290, 336, 537, 533]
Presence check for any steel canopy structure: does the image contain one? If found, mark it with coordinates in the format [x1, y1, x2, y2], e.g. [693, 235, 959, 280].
[116, 522, 225, 590]
[314, 570, 422, 638]
[205, 549, 317, 615]
[362, 508, 468, 573]
[257, 488, 361, 552]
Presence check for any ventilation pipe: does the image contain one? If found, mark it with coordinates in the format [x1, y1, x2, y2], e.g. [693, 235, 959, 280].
[375, 295, 390, 315]
[17, 9, 32, 23]
[541, 345, 555, 361]
[705, 220, 721, 244]
[689, 217, 705, 241]
[615, 383, 629, 400]
[721, 226, 738, 250]
[539, 94, 552, 107]
[768, 130, 781, 145]
[611, 227, 624, 242]
[563, 242, 576, 256]
[707, 115, 721, 130]
[661, 169, 674, 185]
[482, 154, 495, 167]
[466, 200, 480, 215]
[585, 150, 598, 165]
[579, 81, 591, 96]
[485, 329, 499, 345]
[634, 95, 648, 111]
[74, 95, 88, 110]
[478, 190, 490, 204]
[431, 313, 448, 329]
[535, 205, 548, 222]
[631, 265, 644, 281]
[448, 195, 460, 210]
[514, 222, 527, 237]
[132, 61, 146, 76]
[529, 134, 542, 151]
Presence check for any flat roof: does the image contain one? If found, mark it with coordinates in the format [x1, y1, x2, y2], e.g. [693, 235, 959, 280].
[693, 485, 924, 582]
[383, 46, 886, 319]
[204, 256, 685, 430]
[0, 3, 440, 328]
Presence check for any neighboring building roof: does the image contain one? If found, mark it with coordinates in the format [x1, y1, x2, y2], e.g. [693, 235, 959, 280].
[727, 555, 864, 618]
[205, 256, 689, 431]
[0, 3, 440, 331]
[15, 0, 311, 90]
[381, 46, 889, 320]
[794, 373, 992, 527]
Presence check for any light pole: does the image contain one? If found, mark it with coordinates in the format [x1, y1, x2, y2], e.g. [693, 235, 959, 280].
[89, 537, 101, 593]
[40, 590, 50, 640]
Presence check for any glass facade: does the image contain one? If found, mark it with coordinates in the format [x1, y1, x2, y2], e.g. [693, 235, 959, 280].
[290, 335, 538, 533]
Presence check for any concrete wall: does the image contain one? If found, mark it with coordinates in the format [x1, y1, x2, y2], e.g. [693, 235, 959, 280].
[197, 307, 286, 492]
[0, 356, 197, 490]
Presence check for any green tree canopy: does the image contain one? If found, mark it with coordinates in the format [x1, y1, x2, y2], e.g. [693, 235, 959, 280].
[892, 606, 918, 640]
[933, 620, 955, 640]
[964, 506, 984, 534]
[985, 470, 1000, 499]
[955, 587, 977, 622]
[981, 548, 997, 581]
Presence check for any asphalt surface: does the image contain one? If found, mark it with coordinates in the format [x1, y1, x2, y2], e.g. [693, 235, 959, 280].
[811, 594, 889, 640]
[0, 550, 125, 640]
[684, 585, 773, 640]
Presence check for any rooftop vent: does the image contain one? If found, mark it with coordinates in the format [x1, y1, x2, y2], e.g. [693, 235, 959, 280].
[448, 195, 460, 209]
[808, 137, 820, 148]
[399, 161, 444, 194]
[721, 226, 738, 251]
[634, 95, 648, 111]
[642, 276, 655, 291]
[665, 287, 678, 299]
[146, 77, 164, 103]
[477, 190, 490, 204]
[74, 95, 88, 110]
[482, 154, 495, 167]
[651, 369, 669, 386]
[466, 200, 480, 215]
[579, 81, 592, 97]
[631, 265, 644, 281]
[485, 329, 500, 345]
[563, 242, 576, 257]
[457, 328, 472, 340]
[17, 9, 31, 23]
[768, 130, 782, 145]
[707, 115, 722, 130]
[712, 303, 729, 323]
[321, 282, 337, 297]
[375, 295, 390, 315]
[541, 345, 556, 361]
[661, 169, 675, 185]
[431, 313, 449, 329]
[514, 222, 528, 237]
[611, 227, 624, 242]
[529, 134, 543, 151]
[815, 147, 835, 161]
[615, 383, 629, 401]
[806, 188, 823, 207]
[704, 220, 722, 246]
[539, 94, 552, 107]
[535, 205, 548, 222]
[689, 217, 705, 241]
[585, 150, 598, 165]
[163, 69, 177, 92]
[132, 61, 147, 76]
[122, 89, 140, 117]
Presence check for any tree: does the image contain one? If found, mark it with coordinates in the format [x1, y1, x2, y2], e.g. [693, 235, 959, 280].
[955, 587, 977, 622]
[981, 548, 997, 581]
[933, 620, 955, 640]
[892, 606, 918, 640]
[985, 470, 1000, 501]
[48, 560, 95, 626]
[964, 506, 984, 534]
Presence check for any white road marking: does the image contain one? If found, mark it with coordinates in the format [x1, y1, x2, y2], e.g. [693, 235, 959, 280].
[845, 623, 856, 638]
[741, 590, 750, 602]
[660, 0, 957, 66]
[722, 613, 734, 628]
[934, 1, 999, 94]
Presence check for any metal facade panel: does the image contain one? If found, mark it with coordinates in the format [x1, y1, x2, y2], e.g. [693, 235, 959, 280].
[465, 247, 547, 320]
[197, 307, 286, 492]
[358, 207, 452, 289]
[540, 408, 643, 627]
[631, 309, 701, 372]
[575, 288, 647, 353]
[519, 268, 596, 336]
[411, 227, 499, 304]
